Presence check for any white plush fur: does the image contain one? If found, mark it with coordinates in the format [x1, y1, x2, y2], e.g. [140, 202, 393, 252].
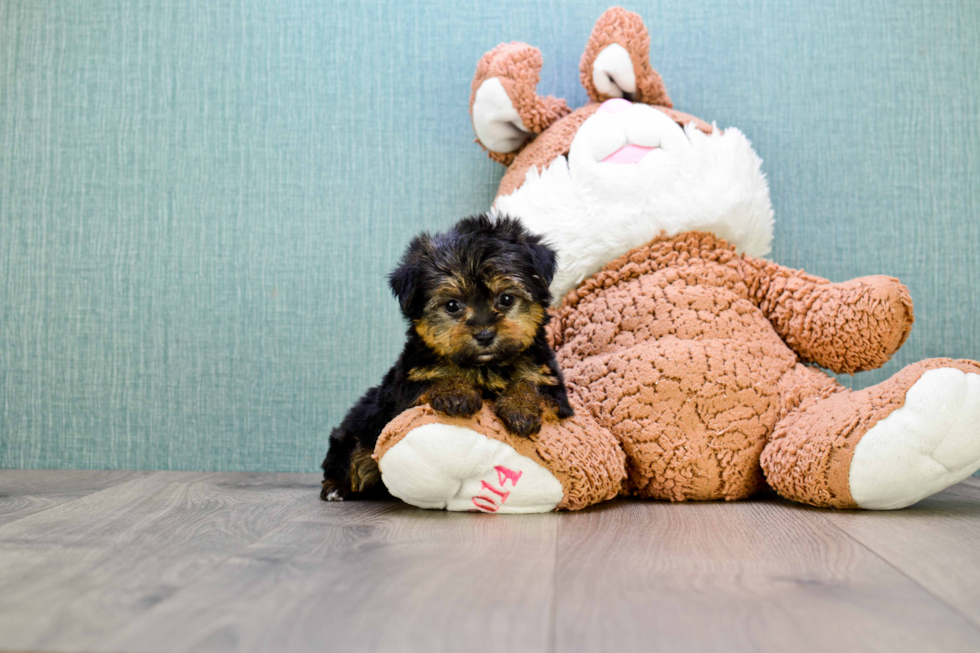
[849, 369, 980, 510]
[493, 102, 774, 303]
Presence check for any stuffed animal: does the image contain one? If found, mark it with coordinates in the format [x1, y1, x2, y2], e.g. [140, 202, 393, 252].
[373, 7, 980, 513]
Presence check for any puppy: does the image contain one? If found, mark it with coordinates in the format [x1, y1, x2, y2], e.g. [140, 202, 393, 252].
[320, 214, 573, 501]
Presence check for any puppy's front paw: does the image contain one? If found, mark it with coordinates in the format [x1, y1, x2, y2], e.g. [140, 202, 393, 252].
[495, 399, 543, 437]
[429, 388, 483, 418]
[320, 479, 351, 502]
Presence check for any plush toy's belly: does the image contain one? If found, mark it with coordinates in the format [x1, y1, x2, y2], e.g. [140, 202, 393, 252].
[559, 280, 798, 501]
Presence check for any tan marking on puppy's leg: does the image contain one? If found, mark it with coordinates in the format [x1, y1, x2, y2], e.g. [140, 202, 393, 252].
[410, 363, 489, 392]
[349, 445, 382, 493]
[510, 359, 560, 387]
[423, 376, 483, 418]
[495, 380, 547, 437]
[407, 365, 449, 383]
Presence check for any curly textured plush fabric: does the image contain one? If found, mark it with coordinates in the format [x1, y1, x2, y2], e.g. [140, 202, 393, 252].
[555, 232, 790, 500]
[741, 259, 914, 374]
[578, 6, 672, 106]
[469, 42, 571, 166]
[548, 231, 918, 504]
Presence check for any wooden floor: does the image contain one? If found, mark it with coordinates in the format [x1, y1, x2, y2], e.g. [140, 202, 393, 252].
[1, 472, 979, 653]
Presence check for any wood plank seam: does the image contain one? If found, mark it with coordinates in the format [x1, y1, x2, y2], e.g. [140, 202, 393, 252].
[0, 472, 154, 535]
[0, 470, 147, 529]
[547, 516, 560, 653]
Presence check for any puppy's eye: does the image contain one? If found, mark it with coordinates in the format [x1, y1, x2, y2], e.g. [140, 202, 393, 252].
[498, 293, 515, 308]
[445, 300, 462, 315]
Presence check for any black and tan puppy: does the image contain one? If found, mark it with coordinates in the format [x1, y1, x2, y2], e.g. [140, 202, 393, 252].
[320, 214, 573, 501]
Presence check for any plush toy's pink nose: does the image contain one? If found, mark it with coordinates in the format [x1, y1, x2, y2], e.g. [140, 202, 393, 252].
[597, 97, 632, 114]
[602, 144, 656, 164]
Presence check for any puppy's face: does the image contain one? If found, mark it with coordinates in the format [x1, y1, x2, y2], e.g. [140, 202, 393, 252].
[389, 215, 557, 367]
[416, 270, 544, 366]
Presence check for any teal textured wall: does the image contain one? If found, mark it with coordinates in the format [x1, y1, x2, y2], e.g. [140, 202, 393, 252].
[1, 0, 978, 472]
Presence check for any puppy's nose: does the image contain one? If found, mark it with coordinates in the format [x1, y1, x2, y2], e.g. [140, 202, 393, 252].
[474, 330, 496, 347]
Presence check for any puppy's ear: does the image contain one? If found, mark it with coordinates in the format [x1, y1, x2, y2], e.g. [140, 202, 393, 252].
[526, 237, 558, 288]
[388, 234, 430, 316]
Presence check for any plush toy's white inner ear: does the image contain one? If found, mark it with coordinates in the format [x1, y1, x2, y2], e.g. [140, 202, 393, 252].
[592, 44, 637, 99]
[473, 77, 532, 153]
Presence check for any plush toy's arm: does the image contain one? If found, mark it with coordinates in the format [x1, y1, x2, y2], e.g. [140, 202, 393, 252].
[740, 256, 914, 374]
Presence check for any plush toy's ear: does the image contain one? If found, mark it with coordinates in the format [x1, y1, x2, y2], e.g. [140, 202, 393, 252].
[388, 234, 431, 316]
[579, 7, 672, 107]
[470, 43, 571, 166]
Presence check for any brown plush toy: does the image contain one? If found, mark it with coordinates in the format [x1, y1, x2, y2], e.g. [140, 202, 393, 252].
[374, 7, 980, 513]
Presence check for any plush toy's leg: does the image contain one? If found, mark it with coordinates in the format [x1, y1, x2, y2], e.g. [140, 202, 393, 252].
[762, 359, 980, 509]
[374, 403, 625, 513]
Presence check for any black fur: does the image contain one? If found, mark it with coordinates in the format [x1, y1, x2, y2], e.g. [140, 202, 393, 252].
[320, 214, 572, 501]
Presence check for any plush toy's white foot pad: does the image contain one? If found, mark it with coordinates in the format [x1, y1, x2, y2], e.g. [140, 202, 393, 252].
[850, 368, 980, 510]
[378, 424, 564, 513]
